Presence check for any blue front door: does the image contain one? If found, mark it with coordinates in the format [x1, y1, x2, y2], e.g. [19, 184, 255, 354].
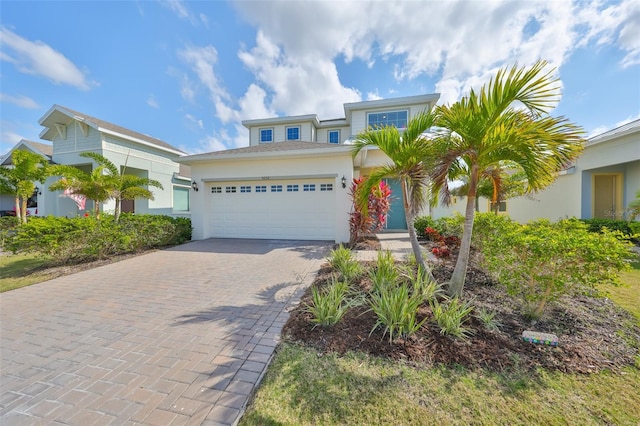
[384, 179, 407, 230]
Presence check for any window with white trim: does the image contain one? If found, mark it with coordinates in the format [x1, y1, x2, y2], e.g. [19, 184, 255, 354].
[173, 186, 190, 211]
[255, 185, 267, 192]
[225, 186, 237, 193]
[287, 184, 299, 192]
[211, 186, 222, 193]
[260, 128, 273, 143]
[368, 110, 408, 130]
[320, 183, 333, 191]
[328, 130, 340, 144]
[303, 184, 316, 192]
[286, 126, 300, 141]
[240, 186, 251, 193]
[271, 185, 283, 192]
[489, 201, 508, 213]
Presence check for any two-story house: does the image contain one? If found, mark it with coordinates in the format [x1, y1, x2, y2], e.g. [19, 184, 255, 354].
[178, 94, 440, 243]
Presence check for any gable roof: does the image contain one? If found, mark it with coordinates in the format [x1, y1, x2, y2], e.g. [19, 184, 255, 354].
[178, 140, 351, 163]
[1, 139, 54, 166]
[38, 105, 186, 156]
[588, 119, 640, 147]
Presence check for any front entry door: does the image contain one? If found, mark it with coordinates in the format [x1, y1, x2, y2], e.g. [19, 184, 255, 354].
[384, 179, 407, 230]
[593, 174, 620, 219]
[121, 199, 135, 214]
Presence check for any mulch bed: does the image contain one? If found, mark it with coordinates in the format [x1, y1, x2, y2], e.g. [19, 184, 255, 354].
[283, 247, 640, 374]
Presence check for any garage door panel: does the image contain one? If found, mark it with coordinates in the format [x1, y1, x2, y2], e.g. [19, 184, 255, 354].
[209, 179, 336, 240]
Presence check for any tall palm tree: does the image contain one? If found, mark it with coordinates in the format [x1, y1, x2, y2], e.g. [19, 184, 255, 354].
[0, 150, 50, 223]
[114, 174, 163, 221]
[352, 110, 439, 278]
[431, 61, 585, 297]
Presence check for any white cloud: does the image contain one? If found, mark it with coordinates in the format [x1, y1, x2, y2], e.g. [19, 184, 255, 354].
[162, 0, 208, 26]
[146, 95, 159, 109]
[1, 129, 24, 147]
[0, 27, 94, 90]
[185, 113, 204, 130]
[0, 93, 39, 109]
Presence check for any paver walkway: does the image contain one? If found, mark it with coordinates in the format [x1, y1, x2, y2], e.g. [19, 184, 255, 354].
[0, 239, 330, 425]
[355, 231, 435, 262]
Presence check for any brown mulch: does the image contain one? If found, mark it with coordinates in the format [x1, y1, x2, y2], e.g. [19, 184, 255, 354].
[283, 249, 640, 374]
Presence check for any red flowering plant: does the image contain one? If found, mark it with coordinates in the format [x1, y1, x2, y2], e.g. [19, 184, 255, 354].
[349, 178, 391, 246]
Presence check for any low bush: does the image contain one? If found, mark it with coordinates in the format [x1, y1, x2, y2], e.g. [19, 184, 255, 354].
[307, 277, 352, 327]
[327, 245, 363, 282]
[0, 216, 20, 250]
[7, 214, 192, 264]
[414, 216, 436, 239]
[370, 282, 427, 342]
[430, 297, 475, 339]
[369, 250, 398, 294]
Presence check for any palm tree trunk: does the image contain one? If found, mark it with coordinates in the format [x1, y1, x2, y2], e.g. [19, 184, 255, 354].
[114, 197, 121, 222]
[401, 178, 437, 282]
[14, 196, 22, 223]
[448, 166, 478, 297]
[20, 198, 28, 224]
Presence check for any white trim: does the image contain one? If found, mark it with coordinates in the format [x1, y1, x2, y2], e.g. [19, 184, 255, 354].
[200, 173, 339, 183]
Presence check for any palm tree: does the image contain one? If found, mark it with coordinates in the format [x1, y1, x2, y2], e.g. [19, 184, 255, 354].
[0, 150, 50, 223]
[49, 152, 162, 220]
[114, 174, 163, 221]
[352, 110, 439, 278]
[431, 61, 585, 297]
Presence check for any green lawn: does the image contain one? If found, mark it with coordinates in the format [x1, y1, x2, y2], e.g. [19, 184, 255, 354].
[0, 253, 54, 292]
[240, 260, 640, 425]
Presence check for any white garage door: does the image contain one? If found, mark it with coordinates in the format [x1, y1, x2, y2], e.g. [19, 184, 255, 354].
[208, 179, 336, 240]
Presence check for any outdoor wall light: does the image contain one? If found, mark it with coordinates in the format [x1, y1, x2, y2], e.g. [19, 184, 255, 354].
[341, 176, 347, 188]
[191, 181, 199, 192]
[34, 186, 42, 195]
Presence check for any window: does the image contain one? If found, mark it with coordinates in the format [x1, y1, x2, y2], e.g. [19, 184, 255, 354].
[287, 184, 299, 192]
[303, 184, 316, 192]
[271, 185, 282, 192]
[286, 126, 300, 140]
[240, 186, 251, 193]
[211, 186, 222, 193]
[368, 110, 408, 130]
[225, 186, 236, 193]
[489, 201, 507, 213]
[328, 130, 340, 144]
[255, 185, 267, 192]
[173, 186, 189, 211]
[260, 128, 273, 143]
[320, 183, 333, 191]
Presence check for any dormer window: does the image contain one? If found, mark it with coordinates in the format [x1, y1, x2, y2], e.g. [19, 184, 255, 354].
[368, 110, 408, 130]
[328, 130, 340, 144]
[286, 126, 300, 141]
[260, 128, 273, 143]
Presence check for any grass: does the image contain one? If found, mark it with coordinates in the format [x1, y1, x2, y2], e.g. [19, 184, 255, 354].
[240, 255, 640, 425]
[0, 253, 54, 292]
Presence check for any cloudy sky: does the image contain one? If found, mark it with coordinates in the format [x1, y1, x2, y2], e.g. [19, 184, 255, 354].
[1, 0, 638, 155]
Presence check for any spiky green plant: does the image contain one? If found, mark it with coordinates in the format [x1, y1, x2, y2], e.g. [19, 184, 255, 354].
[430, 297, 475, 339]
[369, 250, 398, 293]
[327, 245, 363, 282]
[476, 307, 501, 332]
[369, 283, 427, 343]
[409, 266, 443, 302]
[306, 277, 351, 327]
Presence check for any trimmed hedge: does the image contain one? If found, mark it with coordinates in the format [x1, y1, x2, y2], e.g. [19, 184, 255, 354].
[5, 214, 192, 264]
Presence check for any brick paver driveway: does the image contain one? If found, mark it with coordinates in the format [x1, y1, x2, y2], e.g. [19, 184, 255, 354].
[1, 239, 330, 425]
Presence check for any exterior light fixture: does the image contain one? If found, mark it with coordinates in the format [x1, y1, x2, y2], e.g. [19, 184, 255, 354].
[34, 186, 42, 195]
[191, 181, 199, 191]
[341, 176, 347, 188]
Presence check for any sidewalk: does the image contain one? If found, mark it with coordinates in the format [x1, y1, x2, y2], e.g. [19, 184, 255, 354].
[354, 232, 435, 262]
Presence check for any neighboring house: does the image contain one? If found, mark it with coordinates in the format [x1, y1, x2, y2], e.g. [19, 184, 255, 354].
[0, 105, 192, 218]
[179, 94, 440, 242]
[0, 139, 54, 216]
[431, 119, 640, 223]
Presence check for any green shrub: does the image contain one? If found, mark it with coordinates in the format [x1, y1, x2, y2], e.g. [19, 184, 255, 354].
[369, 250, 398, 293]
[414, 216, 436, 239]
[430, 297, 474, 339]
[307, 277, 352, 327]
[8, 214, 192, 264]
[434, 214, 464, 238]
[369, 283, 427, 342]
[480, 218, 632, 319]
[471, 213, 520, 250]
[327, 245, 363, 282]
[476, 307, 501, 332]
[0, 216, 20, 250]
[405, 265, 443, 302]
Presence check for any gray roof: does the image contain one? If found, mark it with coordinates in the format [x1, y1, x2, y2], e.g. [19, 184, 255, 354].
[588, 119, 640, 146]
[22, 140, 53, 159]
[179, 140, 350, 162]
[40, 105, 186, 155]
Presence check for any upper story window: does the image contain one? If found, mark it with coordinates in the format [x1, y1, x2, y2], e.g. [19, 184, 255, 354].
[260, 128, 273, 143]
[328, 130, 340, 144]
[368, 110, 408, 130]
[286, 126, 300, 141]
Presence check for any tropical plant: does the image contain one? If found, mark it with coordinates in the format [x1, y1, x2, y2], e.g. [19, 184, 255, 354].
[430, 60, 586, 297]
[430, 297, 475, 339]
[369, 282, 427, 342]
[49, 152, 162, 220]
[306, 277, 352, 327]
[352, 110, 439, 280]
[327, 245, 363, 282]
[476, 307, 501, 332]
[369, 250, 398, 293]
[349, 178, 391, 245]
[627, 189, 640, 221]
[407, 265, 443, 302]
[0, 150, 50, 223]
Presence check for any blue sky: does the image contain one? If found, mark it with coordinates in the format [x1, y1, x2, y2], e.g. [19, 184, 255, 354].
[1, 0, 639, 155]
